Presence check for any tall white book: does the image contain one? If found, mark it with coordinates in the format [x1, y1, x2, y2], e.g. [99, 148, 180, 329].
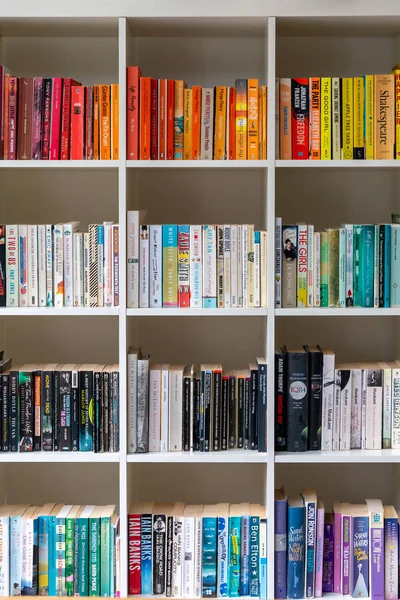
[149, 365, 161, 452]
[127, 210, 146, 309]
[63, 221, 80, 308]
[139, 224, 149, 308]
[27, 225, 38, 307]
[150, 225, 162, 308]
[37, 225, 46, 307]
[127, 347, 140, 453]
[321, 349, 335, 451]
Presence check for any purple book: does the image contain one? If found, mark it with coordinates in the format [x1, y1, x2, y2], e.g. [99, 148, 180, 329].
[315, 502, 325, 598]
[333, 502, 342, 593]
[322, 516, 334, 593]
[32, 77, 43, 160]
[342, 508, 351, 596]
[366, 500, 384, 600]
[275, 488, 287, 599]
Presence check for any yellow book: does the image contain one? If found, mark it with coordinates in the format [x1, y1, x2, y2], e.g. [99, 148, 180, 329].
[374, 74, 395, 160]
[393, 66, 400, 159]
[235, 79, 247, 159]
[111, 83, 119, 160]
[353, 77, 364, 159]
[365, 75, 374, 160]
[247, 78, 259, 160]
[174, 80, 186, 159]
[342, 78, 353, 160]
[321, 77, 331, 160]
[262, 85, 267, 159]
[183, 88, 192, 160]
[258, 87, 263, 159]
[214, 86, 227, 160]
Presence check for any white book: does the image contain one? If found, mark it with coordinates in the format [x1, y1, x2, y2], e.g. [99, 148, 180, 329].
[217, 503, 229, 598]
[45, 225, 53, 307]
[194, 507, 203, 598]
[307, 224, 314, 306]
[149, 366, 161, 452]
[83, 233, 89, 307]
[361, 368, 368, 449]
[0, 513, 10, 595]
[392, 369, 400, 449]
[172, 512, 184, 597]
[183, 506, 196, 598]
[230, 225, 238, 307]
[339, 368, 352, 450]
[237, 224, 243, 307]
[297, 223, 307, 307]
[202, 225, 217, 308]
[27, 225, 38, 307]
[97, 225, 104, 307]
[6, 224, 18, 307]
[314, 232, 321, 307]
[103, 221, 114, 307]
[21, 509, 35, 593]
[374, 225, 380, 308]
[247, 224, 255, 307]
[88, 224, 98, 307]
[169, 366, 184, 451]
[275, 217, 282, 307]
[73, 233, 84, 307]
[139, 224, 149, 308]
[160, 364, 169, 452]
[190, 225, 202, 308]
[254, 231, 261, 307]
[53, 224, 63, 307]
[365, 368, 383, 450]
[217, 226, 224, 308]
[380, 363, 392, 449]
[63, 221, 80, 307]
[275, 78, 279, 159]
[260, 230, 267, 308]
[200, 88, 214, 160]
[224, 225, 231, 308]
[127, 210, 146, 309]
[332, 369, 341, 451]
[345, 224, 354, 307]
[128, 348, 139, 453]
[321, 350, 335, 451]
[37, 225, 46, 307]
[242, 225, 248, 308]
[350, 368, 362, 449]
[150, 225, 162, 308]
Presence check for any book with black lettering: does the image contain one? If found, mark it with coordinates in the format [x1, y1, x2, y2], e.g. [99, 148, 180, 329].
[166, 514, 173, 597]
[305, 346, 323, 451]
[192, 376, 200, 452]
[284, 347, 309, 452]
[71, 366, 79, 451]
[111, 365, 120, 452]
[59, 365, 74, 451]
[9, 367, 19, 451]
[79, 365, 95, 452]
[249, 363, 258, 450]
[93, 366, 104, 453]
[41, 364, 57, 451]
[2, 371, 9, 451]
[34, 367, 42, 452]
[228, 371, 237, 449]
[102, 366, 111, 453]
[153, 506, 168, 594]
[221, 373, 229, 450]
[202, 365, 213, 452]
[275, 352, 286, 451]
[182, 366, 191, 452]
[257, 357, 267, 453]
[237, 371, 245, 449]
[53, 366, 62, 451]
[19, 365, 35, 451]
[213, 366, 222, 451]
[244, 371, 251, 449]
[0, 376, 3, 451]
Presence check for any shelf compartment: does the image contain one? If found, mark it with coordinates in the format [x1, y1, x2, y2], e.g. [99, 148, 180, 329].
[127, 451, 267, 463]
[127, 308, 267, 317]
[276, 308, 400, 316]
[127, 160, 269, 169]
[277, 160, 400, 169]
[0, 307, 119, 316]
[0, 160, 118, 168]
[276, 449, 400, 463]
[0, 452, 120, 463]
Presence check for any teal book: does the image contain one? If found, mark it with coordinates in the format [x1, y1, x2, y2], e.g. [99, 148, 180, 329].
[56, 505, 73, 596]
[361, 225, 374, 307]
[38, 504, 55, 596]
[260, 510, 267, 600]
[287, 496, 305, 599]
[353, 225, 362, 307]
[391, 224, 400, 307]
[101, 505, 116, 597]
[202, 507, 217, 598]
[109, 515, 119, 599]
[339, 228, 346, 308]
[249, 512, 260, 597]
[228, 507, 241, 597]
[78, 505, 95, 596]
[379, 224, 391, 308]
[89, 506, 102, 596]
[66, 506, 80, 597]
[320, 232, 328, 308]
[48, 506, 62, 597]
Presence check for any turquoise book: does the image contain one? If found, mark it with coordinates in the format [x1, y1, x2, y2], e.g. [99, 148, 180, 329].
[249, 512, 260, 597]
[101, 506, 116, 597]
[202, 507, 217, 597]
[141, 513, 153, 594]
[379, 224, 391, 308]
[353, 225, 362, 307]
[56, 505, 72, 596]
[339, 228, 346, 308]
[48, 513, 58, 596]
[89, 506, 102, 596]
[38, 504, 55, 596]
[240, 513, 249, 596]
[391, 224, 400, 307]
[228, 507, 241, 597]
[361, 225, 374, 307]
[260, 510, 267, 600]
[287, 496, 305, 599]
[78, 505, 95, 596]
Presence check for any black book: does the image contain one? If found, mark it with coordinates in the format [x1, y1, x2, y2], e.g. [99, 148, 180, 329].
[305, 346, 323, 451]
[200, 369, 206, 452]
[165, 514, 173, 597]
[221, 375, 229, 451]
[228, 373, 237, 449]
[182, 369, 191, 452]
[59, 365, 74, 452]
[33, 369, 42, 452]
[192, 377, 200, 451]
[212, 367, 222, 452]
[0, 376, 2, 452]
[202, 366, 212, 452]
[237, 372, 245, 449]
[102, 368, 110, 453]
[257, 358, 267, 453]
[71, 368, 79, 451]
[0, 225, 5, 307]
[275, 353, 286, 451]
[2, 372, 9, 451]
[111, 367, 119, 452]
[41, 365, 57, 451]
[9, 368, 19, 451]
[79, 365, 95, 452]
[53, 368, 61, 451]
[93, 369, 103, 453]
[249, 363, 258, 450]
[19, 366, 34, 452]
[244, 373, 250, 449]
[285, 347, 309, 452]
[153, 512, 167, 594]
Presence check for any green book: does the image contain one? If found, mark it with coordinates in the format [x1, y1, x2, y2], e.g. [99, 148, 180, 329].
[89, 506, 103, 596]
[78, 505, 95, 596]
[327, 228, 339, 307]
[361, 225, 375, 307]
[100, 505, 116, 597]
[320, 232, 328, 307]
[65, 506, 80, 596]
[353, 225, 363, 307]
[339, 228, 346, 308]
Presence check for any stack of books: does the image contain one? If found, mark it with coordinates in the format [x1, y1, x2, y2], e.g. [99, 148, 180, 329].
[128, 349, 267, 453]
[127, 212, 268, 309]
[127, 67, 267, 160]
[128, 501, 267, 597]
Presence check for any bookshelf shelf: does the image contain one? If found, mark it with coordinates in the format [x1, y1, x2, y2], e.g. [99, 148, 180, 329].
[127, 160, 269, 169]
[275, 308, 400, 316]
[0, 452, 120, 463]
[0, 307, 119, 316]
[126, 308, 268, 316]
[0, 160, 119, 169]
[275, 450, 400, 464]
[276, 160, 400, 169]
[127, 451, 267, 463]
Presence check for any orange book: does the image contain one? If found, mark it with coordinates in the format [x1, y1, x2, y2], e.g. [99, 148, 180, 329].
[140, 77, 151, 160]
[279, 79, 292, 159]
[229, 87, 236, 160]
[183, 88, 192, 160]
[214, 86, 227, 160]
[99, 84, 111, 160]
[71, 86, 84, 160]
[262, 86, 267, 159]
[159, 79, 167, 159]
[374, 74, 395, 159]
[93, 85, 99, 159]
[191, 85, 201, 159]
[3, 74, 9, 160]
[111, 84, 119, 160]
[247, 79, 259, 160]
[235, 79, 247, 160]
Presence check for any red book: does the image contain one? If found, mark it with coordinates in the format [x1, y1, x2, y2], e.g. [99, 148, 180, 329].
[60, 78, 81, 160]
[85, 86, 94, 160]
[229, 87, 236, 160]
[167, 79, 175, 160]
[17, 77, 33, 160]
[8, 76, 18, 160]
[291, 77, 309, 160]
[158, 79, 167, 159]
[139, 77, 151, 160]
[50, 77, 62, 160]
[3, 74, 9, 159]
[41, 78, 52, 160]
[70, 86, 85, 160]
[128, 511, 141, 594]
[127, 66, 141, 160]
[150, 78, 158, 160]
[0, 67, 9, 159]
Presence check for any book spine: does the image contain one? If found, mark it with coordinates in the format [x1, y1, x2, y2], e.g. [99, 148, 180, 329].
[247, 80, 258, 160]
[344, 224, 354, 306]
[184, 88, 192, 160]
[153, 514, 166, 594]
[352, 515, 369, 597]
[242, 225, 249, 308]
[374, 74, 395, 159]
[60, 79, 72, 160]
[128, 513, 141, 594]
[88, 224, 98, 307]
[8, 76, 18, 160]
[340, 370, 352, 450]
[192, 85, 201, 159]
[37, 225, 46, 306]
[287, 507, 305, 598]
[6, 225, 18, 307]
[392, 369, 400, 448]
[382, 367, 392, 449]
[280, 79, 292, 159]
[162, 225, 178, 307]
[350, 369, 362, 449]
[172, 515, 183, 597]
[365, 368, 383, 450]
[97, 225, 104, 307]
[391, 225, 400, 306]
[275, 354, 286, 452]
[275, 498, 287, 598]
[305, 501, 316, 598]
[49, 77, 62, 159]
[342, 78, 353, 159]
[0, 516, 9, 595]
[339, 228, 346, 308]
[112, 83, 119, 160]
[32, 77, 43, 159]
[158, 79, 167, 159]
[2, 373, 9, 452]
[315, 507, 324, 598]
[93, 85, 99, 159]
[322, 522, 334, 593]
[73, 233, 84, 307]
[148, 225, 162, 308]
[200, 88, 213, 160]
[313, 232, 321, 307]
[167, 80, 175, 160]
[282, 225, 297, 308]
[11, 517, 22, 592]
[297, 224, 307, 307]
[224, 226, 232, 308]
[342, 514, 351, 596]
[361, 225, 374, 307]
[139, 225, 149, 308]
[178, 225, 190, 307]
[136, 358, 149, 453]
[190, 225, 202, 308]
[53, 224, 63, 307]
[237, 226, 243, 307]
[385, 517, 398, 600]
[249, 516, 259, 597]
[286, 351, 308, 452]
[369, 509, 384, 600]
[127, 67, 141, 159]
[44, 225, 53, 307]
[353, 76, 364, 159]
[306, 224, 314, 306]
[320, 77, 331, 159]
[235, 79, 247, 159]
[174, 80, 185, 159]
[27, 225, 38, 307]
[100, 84, 111, 160]
[217, 226, 224, 308]
[332, 77, 341, 159]
[203, 225, 217, 308]
[275, 218, 282, 307]
[365, 75, 374, 159]
[327, 228, 339, 308]
[84, 85, 94, 160]
[291, 78, 309, 159]
[89, 517, 100, 596]
[63, 223, 75, 307]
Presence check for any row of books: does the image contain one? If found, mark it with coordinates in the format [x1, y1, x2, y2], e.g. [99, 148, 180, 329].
[128, 501, 267, 598]
[0, 70, 119, 160]
[0, 503, 119, 597]
[275, 489, 394, 600]
[277, 72, 399, 160]
[0, 353, 120, 452]
[275, 346, 400, 453]
[128, 350, 267, 453]
[0, 222, 119, 308]
[275, 219, 400, 309]
[127, 212, 268, 309]
[127, 67, 267, 161]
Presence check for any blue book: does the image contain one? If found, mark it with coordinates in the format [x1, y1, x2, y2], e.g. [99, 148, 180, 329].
[141, 513, 153, 595]
[217, 504, 229, 598]
[21, 506, 38, 595]
[10, 509, 25, 597]
[275, 488, 287, 599]
[249, 512, 260, 597]
[361, 225, 375, 307]
[260, 510, 267, 600]
[202, 509, 217, 597]
[353, 225, 362, 307]
[56, 505, 72, 596]
[48, 514, 58, 596]
[38, 505, 54, 596]
[228, 508, 241, 597]
[391, 224, 400, 307]
[352, 509, 369, 598]
[287, 496, 305, 599]
[302, 491, 317, 599]
[240, 513, 250, 595]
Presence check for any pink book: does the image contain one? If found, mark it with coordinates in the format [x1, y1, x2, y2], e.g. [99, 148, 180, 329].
[315, 501, 325, 598]
[50, 77, 62, 159]
[333, 501, 342, 594]
[32, 77, 43, 160]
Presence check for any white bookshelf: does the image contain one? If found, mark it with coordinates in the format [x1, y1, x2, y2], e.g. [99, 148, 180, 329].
[2, 4, 400, 599]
